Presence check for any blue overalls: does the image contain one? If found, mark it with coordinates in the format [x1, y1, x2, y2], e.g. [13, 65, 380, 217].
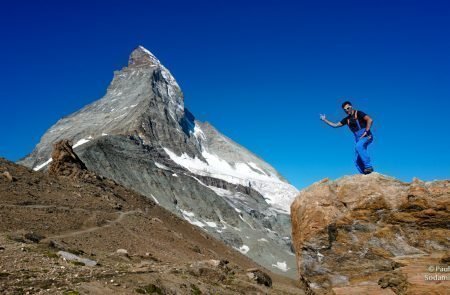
[352, 113, 373, 174]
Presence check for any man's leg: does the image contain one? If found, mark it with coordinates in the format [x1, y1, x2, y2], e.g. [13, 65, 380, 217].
[355, 153, 365, 174]
[355, 137, 373, 170]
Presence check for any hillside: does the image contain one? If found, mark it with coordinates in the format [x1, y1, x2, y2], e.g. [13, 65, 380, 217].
[0, 154, 302, 294]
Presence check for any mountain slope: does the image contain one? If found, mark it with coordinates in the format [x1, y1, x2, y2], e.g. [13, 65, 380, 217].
[0, 157, 303, 294]
[19, 46, 299, 277]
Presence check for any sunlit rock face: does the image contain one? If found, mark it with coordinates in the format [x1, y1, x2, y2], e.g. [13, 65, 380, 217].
[291, 173, 450, 294]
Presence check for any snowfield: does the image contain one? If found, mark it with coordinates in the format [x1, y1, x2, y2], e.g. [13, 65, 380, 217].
[163, 146, 298, 213]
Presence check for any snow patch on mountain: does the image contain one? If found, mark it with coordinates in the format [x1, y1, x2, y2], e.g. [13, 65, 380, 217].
[73, 138, 91, 149]
[163, 147, 297, 212]
[33, 137, 93, 171]
[236, 245, 250, 254]
[272, 261, 290, 272]
[180, 209, 206, 228]
[150, 194, 160, 204]
[33, 158, 53, 171]
[193, 124, 207, 141]
[155, 162, 170, 170]
[205, 221, 217, 228]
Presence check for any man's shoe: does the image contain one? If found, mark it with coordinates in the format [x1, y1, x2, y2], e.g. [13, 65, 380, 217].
[364, 167, 374, 174]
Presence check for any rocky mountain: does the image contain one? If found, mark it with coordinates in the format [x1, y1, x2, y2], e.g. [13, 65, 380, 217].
[19, 46, 299, 277]
[0, 155, 304, 294]
[290, 173, 449, 294]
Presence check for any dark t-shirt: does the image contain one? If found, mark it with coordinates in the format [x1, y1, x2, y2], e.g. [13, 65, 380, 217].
[340, 110, 370, 133]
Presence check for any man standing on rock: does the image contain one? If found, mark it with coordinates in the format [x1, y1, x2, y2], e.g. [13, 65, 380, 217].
[320, 101, 374, 174]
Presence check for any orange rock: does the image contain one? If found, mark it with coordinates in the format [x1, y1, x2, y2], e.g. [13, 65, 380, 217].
[290, 173, 449, 294]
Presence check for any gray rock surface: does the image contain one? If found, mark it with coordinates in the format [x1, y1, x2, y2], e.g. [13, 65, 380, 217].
[19, 46, 299, 278]
[57, 251, 97, 266]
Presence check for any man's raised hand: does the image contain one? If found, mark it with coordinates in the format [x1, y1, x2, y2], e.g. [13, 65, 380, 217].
[320, 114, 326, 121]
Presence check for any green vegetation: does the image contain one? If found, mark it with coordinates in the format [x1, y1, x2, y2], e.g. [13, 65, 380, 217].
[70, 261, 85, 266]
[190, 283, 202, 295]
[44, 251, 59, 259]
[135, 283, 163, 294]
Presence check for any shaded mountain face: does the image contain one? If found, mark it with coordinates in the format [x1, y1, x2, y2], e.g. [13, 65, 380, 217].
[19, 46, 299, 277]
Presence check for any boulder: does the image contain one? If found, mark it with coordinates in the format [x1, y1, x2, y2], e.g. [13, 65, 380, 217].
[290, 173, 449, 294]
[246, 268, 272, 287]
[48, 140, 94, 180]
[24, 232, 45, 243]
[57, 251, 97, 266]
[116, 248, 130, 259]
[2, 171, 15, 182]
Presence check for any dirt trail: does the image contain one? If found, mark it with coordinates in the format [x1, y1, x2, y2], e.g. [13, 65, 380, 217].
[42, 210, 141, 242]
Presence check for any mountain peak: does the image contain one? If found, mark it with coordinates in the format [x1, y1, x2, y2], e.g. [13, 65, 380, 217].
[128, 45, 160, 66]
[19, 47, 300, 277]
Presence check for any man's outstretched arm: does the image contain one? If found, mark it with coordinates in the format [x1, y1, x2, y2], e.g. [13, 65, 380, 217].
[320, 114, 343, 128]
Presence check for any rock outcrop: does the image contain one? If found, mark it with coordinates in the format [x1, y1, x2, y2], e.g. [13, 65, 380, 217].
[291, 173, 449, 294]
[48, 140, 89, 178]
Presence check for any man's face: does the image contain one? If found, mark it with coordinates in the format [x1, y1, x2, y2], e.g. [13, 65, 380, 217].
[343, 104, 352, 115]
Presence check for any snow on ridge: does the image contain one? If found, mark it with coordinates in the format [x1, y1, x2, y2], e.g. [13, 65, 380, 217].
[180, 209, 195, 217]
[239, 214, 255, 230]
[272, 261, 290, 272]
[33, 158, 53, 171]
[184, 218, 205, 228]
[73, 138, 91, 149]
[33, 136, 94, 171]
[155, 162, 170, 170]
[180, 209, 206, 228]
[193, 123, 206, 140]
[163, 147, 298, 212]
[150, 194, 160, 204]
[220, 220, 241, 232]
[205, 221, 217, 228]
[138, 46, 157, 59]
[248, 162, 267, 175]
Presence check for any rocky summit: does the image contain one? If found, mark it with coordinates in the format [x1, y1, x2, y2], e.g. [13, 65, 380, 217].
[290, 173, 450, 294]
[19, 46, 299, 277]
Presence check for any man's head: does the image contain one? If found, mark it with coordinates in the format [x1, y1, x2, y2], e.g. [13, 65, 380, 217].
[342, 101, 353, 115]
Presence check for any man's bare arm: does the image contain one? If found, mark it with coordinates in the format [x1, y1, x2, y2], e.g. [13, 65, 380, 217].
[320, 114, 343, 128]
[359, 115, 374, 138]
[363, 115, 373, 131]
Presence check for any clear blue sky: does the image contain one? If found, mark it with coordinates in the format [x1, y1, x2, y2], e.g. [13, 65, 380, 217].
[1, 0, 449, 189]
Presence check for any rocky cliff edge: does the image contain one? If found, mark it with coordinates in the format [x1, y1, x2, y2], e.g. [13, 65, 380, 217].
[290, 173, 449, 294]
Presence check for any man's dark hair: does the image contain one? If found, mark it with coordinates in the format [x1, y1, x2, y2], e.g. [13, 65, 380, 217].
[341, 101, 352, 109]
